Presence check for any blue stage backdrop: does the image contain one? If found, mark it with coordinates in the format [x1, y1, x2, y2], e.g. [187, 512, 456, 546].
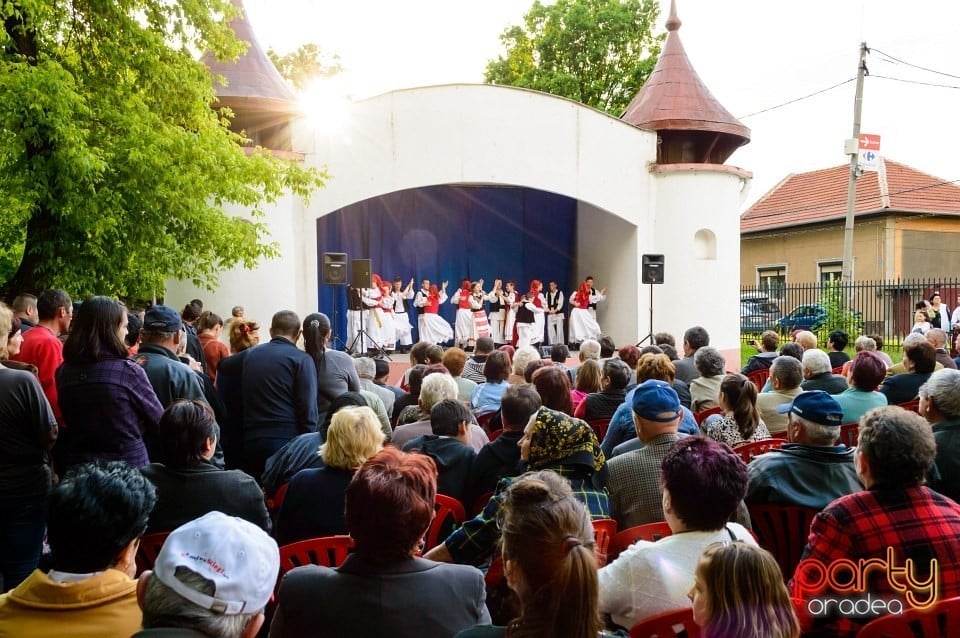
[316, 185, 577, 349]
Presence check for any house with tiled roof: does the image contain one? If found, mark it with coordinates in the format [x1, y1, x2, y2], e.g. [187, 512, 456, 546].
[740, 158, 960, 287]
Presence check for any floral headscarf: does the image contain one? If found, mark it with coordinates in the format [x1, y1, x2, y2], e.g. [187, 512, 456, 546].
[528, 406, 605, 474]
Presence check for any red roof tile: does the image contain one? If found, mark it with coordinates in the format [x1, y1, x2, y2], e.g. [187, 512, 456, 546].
[741, 159, 960, 233]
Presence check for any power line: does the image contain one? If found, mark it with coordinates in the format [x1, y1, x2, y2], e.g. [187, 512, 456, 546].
[871, 48, 960, 81]
[737, 78, 856, 119]
[871, 74, 960, 91]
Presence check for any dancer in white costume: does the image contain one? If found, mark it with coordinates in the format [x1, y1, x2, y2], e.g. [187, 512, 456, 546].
[545, 280, 565, 345]
[414, 281, 452, 344]
[391, 276, 415, 352]
[568, 279, 604, 345]
[450, 279, 475, 349]
[486, 279, 507, 345]
[515, 291, 546, 349]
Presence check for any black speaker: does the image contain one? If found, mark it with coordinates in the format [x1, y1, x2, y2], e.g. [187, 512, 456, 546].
[641, 254, 665, 285]
[321, 253, 348, 285]
[351, 259, 372, 289]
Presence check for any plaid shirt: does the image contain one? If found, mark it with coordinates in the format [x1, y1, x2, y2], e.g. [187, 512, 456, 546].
[445, 466, 610, 566]
[606, 433, 681, 529]
[791, 486, 960, 638]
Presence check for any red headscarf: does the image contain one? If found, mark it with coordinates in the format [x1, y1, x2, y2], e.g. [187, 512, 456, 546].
[575, 281, 592, 309]
[458, 279, 471, 309]
[528, 280, 543, 308]
[371, 274, 384, 290]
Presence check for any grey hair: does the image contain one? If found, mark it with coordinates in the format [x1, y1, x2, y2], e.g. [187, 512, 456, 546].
[419, 373, 458, 411]
[513, 346, 541, 376]
[141, 568, 259, 638]
[694, 346, 725, 377]
[792, 414, 840, 446]
[579, 339, 601, 360]
[926, 328, 948, 348]
[802, 349, 832, 376]
[854, 335, 876, 352]
[919, 368, 960, 419]
[902, 332, 927, 348]
[353, 356, 376, 379]
[770, 356, 803, 389]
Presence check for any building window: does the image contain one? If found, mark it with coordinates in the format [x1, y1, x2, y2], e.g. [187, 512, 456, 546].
[757, 266, 786, 298]
[819, 261, 844, 284]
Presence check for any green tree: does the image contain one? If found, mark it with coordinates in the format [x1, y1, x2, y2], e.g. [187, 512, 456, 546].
[0, 1, 326, 301]
[268, 43, 344, 91]
[484, 0, 664, 115]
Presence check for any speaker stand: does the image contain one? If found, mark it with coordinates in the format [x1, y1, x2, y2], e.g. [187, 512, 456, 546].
[346, 290, 390, 359]
[636, 284, 654, 346]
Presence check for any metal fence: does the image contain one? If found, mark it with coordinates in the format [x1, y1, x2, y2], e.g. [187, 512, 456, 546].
[739, 278, 960, 349]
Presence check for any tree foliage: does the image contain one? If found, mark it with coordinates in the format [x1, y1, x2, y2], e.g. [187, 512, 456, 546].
[484, 0, 664, 115]
[267, 43, 344, 91]
[0, 0, 326, 301]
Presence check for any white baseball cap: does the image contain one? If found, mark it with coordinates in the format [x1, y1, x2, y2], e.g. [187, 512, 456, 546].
[153, 511, 279, 614]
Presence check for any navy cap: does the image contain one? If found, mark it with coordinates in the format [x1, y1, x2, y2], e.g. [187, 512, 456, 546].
[143, 305, 182, 333]
[632, 379, 682, 422]
[776, 390, 843, 426]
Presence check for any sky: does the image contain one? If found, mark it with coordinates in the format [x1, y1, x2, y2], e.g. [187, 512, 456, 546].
[243, 0, 960, 209]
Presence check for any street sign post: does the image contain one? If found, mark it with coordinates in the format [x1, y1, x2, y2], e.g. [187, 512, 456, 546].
[858, 133, 881, 171]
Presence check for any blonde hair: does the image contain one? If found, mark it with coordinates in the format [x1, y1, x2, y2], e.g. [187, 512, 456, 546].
[696, 543, 799, 638]
[320, 406, 385, 470]
[636, 352, 676, 383]
[513, 346, 541, 376]
[228, 319, 260, 353]
[0, 304, 11, 359]
[574, 359, 602, 393]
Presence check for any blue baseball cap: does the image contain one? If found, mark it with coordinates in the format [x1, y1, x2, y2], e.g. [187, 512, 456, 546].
[143, 305, 182, 333]
[776, 390, 843, 426]
[632, 379, 682, 422]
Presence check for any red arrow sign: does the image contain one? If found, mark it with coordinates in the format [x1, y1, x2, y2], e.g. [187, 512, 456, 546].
[859, 134, 881, 151]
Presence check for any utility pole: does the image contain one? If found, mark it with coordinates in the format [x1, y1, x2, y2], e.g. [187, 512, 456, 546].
[841, 42, 869, 283]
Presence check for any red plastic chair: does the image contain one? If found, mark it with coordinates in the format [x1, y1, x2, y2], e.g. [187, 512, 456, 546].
[277, 535, 354, 593]
[592, 518, 618, 567]
[610, 522, 673, 561]
[839, 422, 859, 448]
[746, 367, 771, 390]
[770, 430, 789, 439]
[135, 531, 170, 575]
[469, 490, 494, 518]
[487, 428, 504, 441]
[694, 406, 723, 425]
[732, 438, 784, 463]
[832, 365, 845, 375]
[747, 503, 818, 580]
[856, 595, 960, 637]
[475, 411, 497, 435]
[629, 608, 700, 638]
[898, 399, 921, 414]
[587, 418, 611, 442]
[266, 482, 289, 519]
[425, 494, 467, 550]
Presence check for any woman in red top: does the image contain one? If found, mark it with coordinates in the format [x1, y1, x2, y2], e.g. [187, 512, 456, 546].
[419, 283, 453, 345]
[196, 311, 229, 384]
[451, 279, 474, 349]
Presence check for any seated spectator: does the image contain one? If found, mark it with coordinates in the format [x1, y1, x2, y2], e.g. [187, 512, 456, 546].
[598, 335, 616, 360]
[462, 337, 494, 384]
[600, 437, 755, 630]
[926, 328, 958, 370]
[531, 365, 574, 415]
[826, 329, 850, 369]
[395, 364, 451, 426]
[703, 374, 772, 447]
[879, 340, 936, 404]
[142, 401, 269, 534]
[271, 448, 490, 637]
[523, 358, 549, 383]
[550, 343, 571, 375]
[654, 332, 675, 348]
[834, 351, 888, 423]
[919, 369, 960, 502]
[571, 358, 602, 411]
[574, 359, 630, 421]
[568, 338, 601, 386]
[0, 461, 156, 636]
[741, 330, 780, 375]
[691, 543, 799, 638]
[509, 346, 540, 385]
[839, 335, 881, 377]
[674, 326, 709, 384]
[456, 471, 613, 638]
[868, 333, 894, 367]
[197, 311, 229, 384]
[0, 305, 57, 592]
[392, 372, 489, 452]
[690, 347, 725, 412]
[261, 392, 366, 496]
[392, 363, 427, 425]
[373, 357, 404, 401]
[403, 400, 477, 502]
[275, 406, 384, 545]
[618, 345, 642, 379]
[748, 391, 860, 509]
[800, 349, 847, 394]
[135, 511, 279, 638]
[425, 407, 610, 567]
[602, 353, 698, 458]
[465, 385, 541, 505]
[354, 356, 395, 418]
[470, 350, 512, 415]
[791, 406, 960, 637]
[793, 330, 817, 351]
[755, 356, 804, 434]
[911, 308, 932, 334]
[442, 347, 478, 404]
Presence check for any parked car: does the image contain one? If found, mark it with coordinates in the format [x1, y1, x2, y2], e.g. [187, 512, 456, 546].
[740, 297, 782, 334]
[776, 303, 862, 334]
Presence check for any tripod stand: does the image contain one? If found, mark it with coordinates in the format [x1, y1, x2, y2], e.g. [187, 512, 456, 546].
[347, 287, 390, 358]
[636, 284, 654, 346]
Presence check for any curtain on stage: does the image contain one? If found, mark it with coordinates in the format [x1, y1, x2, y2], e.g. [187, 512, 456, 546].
[316, 185, 577, 348]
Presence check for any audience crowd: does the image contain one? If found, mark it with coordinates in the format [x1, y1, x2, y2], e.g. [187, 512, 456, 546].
[2, 293, 960, 638]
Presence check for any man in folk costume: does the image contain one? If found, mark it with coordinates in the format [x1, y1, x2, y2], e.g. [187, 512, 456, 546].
[486, 279, 507, 346]
[391, 277, 415, 353]
[569, 280, 603, 346]
[451, 279, 475, 350]
[545, 280, 566, 345]
[585, 275, 606, 320]
[515, 281, 546, 349]
[415, 281, 453, 345]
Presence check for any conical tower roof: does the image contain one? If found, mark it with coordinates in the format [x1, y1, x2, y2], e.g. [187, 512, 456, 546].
[201, 0, 297, 111]
[621, 1, 749, 163]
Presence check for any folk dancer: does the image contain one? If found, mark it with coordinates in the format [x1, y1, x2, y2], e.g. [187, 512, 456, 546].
[515, 288, 546, 349]
[363, 275, 388, 352]
[451, 280, 475, 349]
[415, 281, 453, 345]
[487, 279, 507, 346]
[391, 277, 415, 353]
[413, 279, 432, 343]
[545, 280, 565, 345]
[470, 281, 491, 345]
[373, 275, 397, 353]
[585, 276, 606, 320]
[569, 280, 603, 346]
[502, 280, 518, 347]
[346, 285, 370, 354]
